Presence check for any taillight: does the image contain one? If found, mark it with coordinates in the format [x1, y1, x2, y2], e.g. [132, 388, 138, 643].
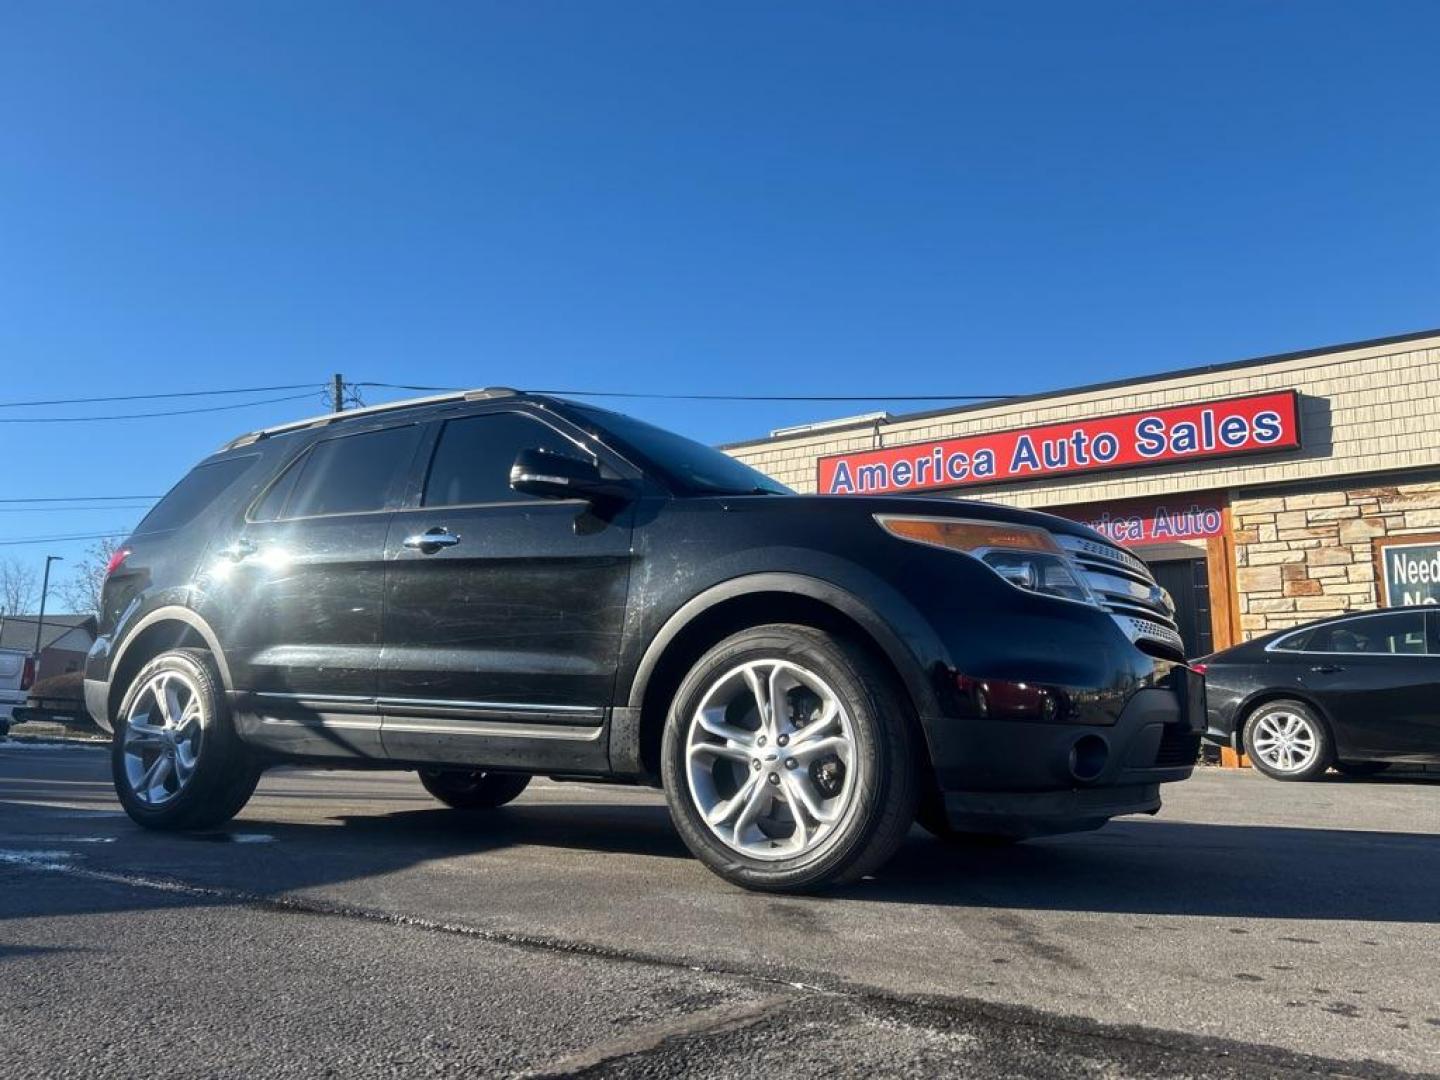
[1191, 662, 1208, 676]
[105, 548, 131, 577]
[19, 656, 35, 691]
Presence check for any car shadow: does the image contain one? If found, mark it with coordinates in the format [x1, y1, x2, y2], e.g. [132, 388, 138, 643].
[3, 775, 1438, 927]
[1321, 771, 1440, 786]
[845, 817, 1440, 921]
[191, 798, 1440, 924]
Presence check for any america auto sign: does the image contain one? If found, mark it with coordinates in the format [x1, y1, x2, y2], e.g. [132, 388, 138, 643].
[817, 390, 1301, 495]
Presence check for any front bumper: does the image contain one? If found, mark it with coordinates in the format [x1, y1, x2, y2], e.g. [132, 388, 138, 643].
[929, 664, 1204, 837]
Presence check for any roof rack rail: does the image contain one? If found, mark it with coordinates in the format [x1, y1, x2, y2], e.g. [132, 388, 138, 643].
[221, 387, 521, 450]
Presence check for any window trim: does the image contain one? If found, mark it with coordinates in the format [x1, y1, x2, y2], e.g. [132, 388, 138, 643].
[1264, 609, 1435, 658]
[244, 422, 423, 524]
[244, 445, 310, 524]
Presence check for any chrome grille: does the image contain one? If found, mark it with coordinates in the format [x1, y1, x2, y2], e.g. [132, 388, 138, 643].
[1057, 534, 1184, 657]
[1062, 535, 1150, 578]
[1121, 616, 1185, 655]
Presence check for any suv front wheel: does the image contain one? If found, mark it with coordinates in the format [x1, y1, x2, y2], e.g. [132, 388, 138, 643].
[661, 624, 917, 892]
[112, 649, 261, 830]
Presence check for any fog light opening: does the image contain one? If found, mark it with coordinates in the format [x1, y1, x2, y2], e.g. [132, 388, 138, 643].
[1069, 734, 1109, 783]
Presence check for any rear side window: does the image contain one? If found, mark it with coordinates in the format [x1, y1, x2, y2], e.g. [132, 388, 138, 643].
[422, 412, 586, 507]
[263, 425, 421, 520]
[1269, 629, 1312, 652]
[1306, 613, 1427, 655]
[136, 456, 258, 534]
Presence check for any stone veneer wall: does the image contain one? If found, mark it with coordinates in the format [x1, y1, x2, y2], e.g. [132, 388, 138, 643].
[1232, 479, 1440, 638]
[724, 336, 1440, 512]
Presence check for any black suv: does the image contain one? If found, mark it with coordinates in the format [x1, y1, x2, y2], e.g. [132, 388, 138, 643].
[86, 390, 1200, 891]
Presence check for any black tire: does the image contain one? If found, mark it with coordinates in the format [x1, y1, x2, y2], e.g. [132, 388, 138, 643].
[661, 624, 919, 893]
[1242, 699, 1333, 782]
[1334, 761, 1391, 778]
[418, 769, 531, 809]
[112, 648, 262, 830]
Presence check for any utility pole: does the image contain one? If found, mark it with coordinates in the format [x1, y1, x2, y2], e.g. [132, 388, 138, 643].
[34, 554, 63, 671]
[332, 374, 345, 413]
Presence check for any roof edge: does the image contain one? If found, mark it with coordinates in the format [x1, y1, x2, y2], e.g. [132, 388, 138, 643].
[717, 327, 1440, 451]
[220, 388, 523, 451]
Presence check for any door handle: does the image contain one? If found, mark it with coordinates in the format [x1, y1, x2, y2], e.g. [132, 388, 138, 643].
[221, 538, 256, 562]
[1309, 664, 1344, 674]
[403, 528, 461, 552]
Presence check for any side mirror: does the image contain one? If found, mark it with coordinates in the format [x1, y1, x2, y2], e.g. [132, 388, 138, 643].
[510, 448, 634, 504]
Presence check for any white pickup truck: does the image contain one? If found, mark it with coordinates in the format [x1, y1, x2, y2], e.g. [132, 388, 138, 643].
[0, 648, 34, 737]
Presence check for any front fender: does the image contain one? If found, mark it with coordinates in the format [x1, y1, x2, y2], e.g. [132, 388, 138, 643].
[624, 567, 949, 722]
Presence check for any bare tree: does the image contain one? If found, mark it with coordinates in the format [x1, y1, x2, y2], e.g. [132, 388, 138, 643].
[0, 557, 39, 616]
[56, 537, 124, 620]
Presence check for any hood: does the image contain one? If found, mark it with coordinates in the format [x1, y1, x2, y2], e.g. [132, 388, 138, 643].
[728, 493, 1116, 547]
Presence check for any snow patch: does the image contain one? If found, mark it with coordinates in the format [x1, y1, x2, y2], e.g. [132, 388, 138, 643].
[0, 739, 107, 751]
[0, 849, 74, 869]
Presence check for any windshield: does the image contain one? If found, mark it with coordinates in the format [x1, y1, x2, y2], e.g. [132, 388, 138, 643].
[569, 405, 793, 496]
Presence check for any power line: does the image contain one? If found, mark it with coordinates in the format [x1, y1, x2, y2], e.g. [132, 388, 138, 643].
[0, 505, 154, 514]
[357, 383, 460, 392]
[356, 382, 1018, 402]
[0, 378, 1021, 417]
[0, 530, 133, 547]
[0, 496, 160, 503]
[0, 391, 319, 424]
[536, 390, 1022, 402]
[0, 383, 320, 410]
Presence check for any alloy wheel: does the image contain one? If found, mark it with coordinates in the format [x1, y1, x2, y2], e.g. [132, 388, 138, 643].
[685, 658, 859, 861]
[1250, 709, 1318, 774]
[122, 670, 205, 806]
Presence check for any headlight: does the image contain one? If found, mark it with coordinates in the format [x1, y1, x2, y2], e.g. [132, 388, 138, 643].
[875, 515, 1100, 607]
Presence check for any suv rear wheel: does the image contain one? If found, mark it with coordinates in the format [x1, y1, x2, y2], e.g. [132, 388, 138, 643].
[112, 648, 261, 830]
[661, 624, 917, 892]
[418, 769, 531, 809]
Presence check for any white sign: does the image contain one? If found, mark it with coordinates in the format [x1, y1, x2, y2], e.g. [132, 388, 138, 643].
[1381, 540, 1440, 606]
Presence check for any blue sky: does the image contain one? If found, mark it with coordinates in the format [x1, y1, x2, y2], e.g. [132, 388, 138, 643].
[2, 2, 1437, 597]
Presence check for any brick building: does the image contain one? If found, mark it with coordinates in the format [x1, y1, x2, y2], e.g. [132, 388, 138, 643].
[723, 330, 1440, 658]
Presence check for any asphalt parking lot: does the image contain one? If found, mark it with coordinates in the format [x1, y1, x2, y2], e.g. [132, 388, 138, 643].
[1, 743, 1437, 1078]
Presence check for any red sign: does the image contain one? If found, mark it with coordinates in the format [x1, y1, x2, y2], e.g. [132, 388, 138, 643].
[1056, 495, 1226, 548]
[817, 390, 1300, 495]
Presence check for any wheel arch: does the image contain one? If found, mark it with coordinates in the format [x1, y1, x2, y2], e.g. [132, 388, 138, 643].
[1235, 688, 1337, 756]
[107, 607, 232, 726]
[617, 573, 941, 782]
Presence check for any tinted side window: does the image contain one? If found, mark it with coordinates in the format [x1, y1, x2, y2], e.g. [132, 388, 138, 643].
[136, 456, 258, 534]
[1307, 613, 1427, 655]
[250, 453, 305, 523]
[1270, 629, 1312, 652]
[423, 412, 586, 507]
[282, 425, 421, 519]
